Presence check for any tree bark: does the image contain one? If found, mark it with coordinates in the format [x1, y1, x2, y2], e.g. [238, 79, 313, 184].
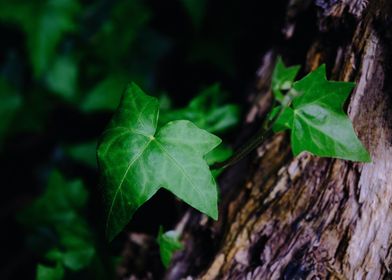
[165, 0, 392, 279]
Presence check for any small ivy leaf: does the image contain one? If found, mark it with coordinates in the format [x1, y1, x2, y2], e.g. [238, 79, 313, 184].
[272, 57, 300, 102]
[268, 106, 294, 133]
[36, 263, 64, 280]
[205, 143, 233, 178]
[157, 226, 183, 268]
[97, 83, 221, 241]
[274, 64, 371, 162]
[0, 79, 22, 148]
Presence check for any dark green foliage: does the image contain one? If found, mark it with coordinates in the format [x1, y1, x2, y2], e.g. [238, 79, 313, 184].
[18, 171, 95, 279]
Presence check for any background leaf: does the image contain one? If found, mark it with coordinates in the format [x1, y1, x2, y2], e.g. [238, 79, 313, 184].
[160, 84, 240, 134]
[36, 263, 64, 280]
[157, 226, 183, 268]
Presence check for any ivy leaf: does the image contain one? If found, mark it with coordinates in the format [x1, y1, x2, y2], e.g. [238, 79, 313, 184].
[271, 57, 300, 102]
[160, 84, 240, 134]
[273, 65, 371, 162]
[97, 83, 221, 241]
[157, 227, 183, 268]
[36, 263, 64, 280]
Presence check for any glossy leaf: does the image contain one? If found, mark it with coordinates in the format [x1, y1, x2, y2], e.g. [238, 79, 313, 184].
[97, 83, 221, 241]
[273, 65, 371, 162]
[157, 227, 183, 268]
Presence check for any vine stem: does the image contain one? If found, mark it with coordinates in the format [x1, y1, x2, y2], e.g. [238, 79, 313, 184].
[211, 89, 298, 170]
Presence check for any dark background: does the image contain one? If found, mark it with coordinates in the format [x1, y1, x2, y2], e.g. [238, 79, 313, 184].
[0, 0, 316, 278]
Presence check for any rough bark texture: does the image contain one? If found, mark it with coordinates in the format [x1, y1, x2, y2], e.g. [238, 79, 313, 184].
[165, 0, 392, 279]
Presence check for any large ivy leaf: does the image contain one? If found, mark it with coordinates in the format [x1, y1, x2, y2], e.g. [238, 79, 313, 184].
[97, 83, 221, 241]
[157, 226, 183, 268]
[273, 64, 371, 162]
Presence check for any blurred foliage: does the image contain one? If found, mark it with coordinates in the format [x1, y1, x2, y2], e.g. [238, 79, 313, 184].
[0, 78, 22, 147]
[18, 171, 105, 279]
[156, 227, 183, 268]
[160, 84, 240, 134]
[0, 0, 252, 278]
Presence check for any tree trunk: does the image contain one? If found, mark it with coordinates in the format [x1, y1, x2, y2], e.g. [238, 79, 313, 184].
[165, 0, 392, 279]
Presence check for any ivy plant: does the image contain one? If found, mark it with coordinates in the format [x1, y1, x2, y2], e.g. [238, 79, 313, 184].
[270, 62, 370, 162]
[97, 57, 371, 249]
[97, 83, 221, 241]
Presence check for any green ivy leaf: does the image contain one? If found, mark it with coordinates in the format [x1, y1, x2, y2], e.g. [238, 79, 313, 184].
[36, 263, 64, 280]
[271, 57, 300, 102]
[160, 84, 240, 134]
[273, 65, 371, 162]
[97, 83, 221, 241]
[157, 227, 183, 268]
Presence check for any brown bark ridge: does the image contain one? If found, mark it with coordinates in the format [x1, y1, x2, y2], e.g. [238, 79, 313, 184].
[165, 0, 392, 279]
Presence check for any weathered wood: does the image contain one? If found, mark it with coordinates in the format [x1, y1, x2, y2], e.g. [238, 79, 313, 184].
[166, 0, 392, 279]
